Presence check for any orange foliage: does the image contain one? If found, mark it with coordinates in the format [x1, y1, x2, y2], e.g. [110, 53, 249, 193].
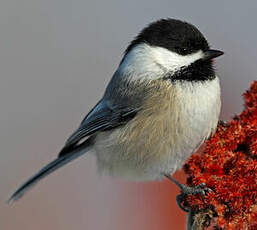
[183, 81, 257, 229]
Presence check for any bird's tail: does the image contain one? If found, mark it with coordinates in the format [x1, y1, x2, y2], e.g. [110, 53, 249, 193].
[7, 141, 92, 203]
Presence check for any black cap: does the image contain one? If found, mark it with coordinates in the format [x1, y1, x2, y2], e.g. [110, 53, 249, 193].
[125, 18, 210, 56]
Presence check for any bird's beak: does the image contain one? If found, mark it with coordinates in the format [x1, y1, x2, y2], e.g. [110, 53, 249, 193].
[203, 49, 224, 61]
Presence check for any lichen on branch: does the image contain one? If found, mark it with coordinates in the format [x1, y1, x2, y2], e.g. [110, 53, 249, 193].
[183, 81, 257, 230]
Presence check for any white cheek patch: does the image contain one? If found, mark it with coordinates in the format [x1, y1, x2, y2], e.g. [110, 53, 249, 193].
[118, 43, 204, 81]
[152, 46, 204, 71]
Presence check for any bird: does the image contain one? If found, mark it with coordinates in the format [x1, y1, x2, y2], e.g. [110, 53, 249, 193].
[8, 18, 223, 206]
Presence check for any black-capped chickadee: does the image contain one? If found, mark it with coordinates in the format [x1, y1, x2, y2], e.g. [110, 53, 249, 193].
[8, 18, 223, 203]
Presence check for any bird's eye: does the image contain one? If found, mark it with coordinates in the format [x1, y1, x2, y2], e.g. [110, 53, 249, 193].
[182, 48, 188, 53]
[175, 46, 188, 54]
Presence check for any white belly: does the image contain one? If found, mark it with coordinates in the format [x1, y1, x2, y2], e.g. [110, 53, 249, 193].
[93, 78, 221, 181]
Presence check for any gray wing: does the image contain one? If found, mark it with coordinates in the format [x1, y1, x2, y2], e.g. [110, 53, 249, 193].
[8, 68, 142, 202]
[8, 99, 139, 202]
[59, 100, 140, 157]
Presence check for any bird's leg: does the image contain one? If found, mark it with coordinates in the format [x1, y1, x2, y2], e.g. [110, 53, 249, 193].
[164, 174, 212, 212]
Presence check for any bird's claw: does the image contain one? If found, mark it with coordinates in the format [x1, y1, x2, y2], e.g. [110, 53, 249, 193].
[192, 183, 212, 197]
[164, 174, 212, 212]
[177, 183, 212, 212]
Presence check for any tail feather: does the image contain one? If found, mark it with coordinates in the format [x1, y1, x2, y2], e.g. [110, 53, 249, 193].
[7, 141, 91, 203]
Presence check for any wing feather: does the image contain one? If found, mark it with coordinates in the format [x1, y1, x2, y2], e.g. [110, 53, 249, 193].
[59, 100, 139, 156]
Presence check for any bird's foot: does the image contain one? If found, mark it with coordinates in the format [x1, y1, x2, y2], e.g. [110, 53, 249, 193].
[164, 174, 212, 212]
[175, 183, 211, 212]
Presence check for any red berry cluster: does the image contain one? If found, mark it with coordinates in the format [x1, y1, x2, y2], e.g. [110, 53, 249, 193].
[183, 81, 257, 229]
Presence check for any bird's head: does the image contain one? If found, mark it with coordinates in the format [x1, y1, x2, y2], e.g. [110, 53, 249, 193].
[119, 18, 223, 82]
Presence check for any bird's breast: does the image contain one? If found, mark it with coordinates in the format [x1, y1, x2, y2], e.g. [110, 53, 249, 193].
[94, 78, 221, 180]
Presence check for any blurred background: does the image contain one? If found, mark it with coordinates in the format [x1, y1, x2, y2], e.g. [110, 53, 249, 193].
[0, 1, 256, 229]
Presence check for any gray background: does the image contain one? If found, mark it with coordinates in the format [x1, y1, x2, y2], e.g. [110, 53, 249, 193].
[1, 1, 256, 230]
